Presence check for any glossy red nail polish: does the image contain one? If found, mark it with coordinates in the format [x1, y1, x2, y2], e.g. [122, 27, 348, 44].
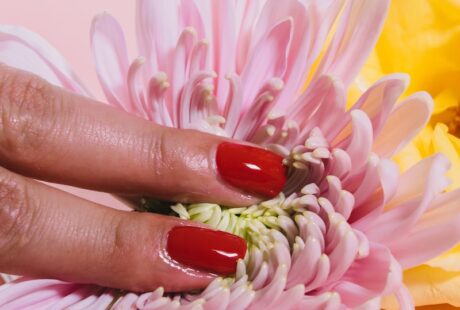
[216, 142, 286, 198]
[167, 226, 247, 275]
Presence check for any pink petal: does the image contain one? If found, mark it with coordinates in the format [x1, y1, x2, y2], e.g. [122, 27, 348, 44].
[0, 279, 72, 308]
[136, 0, 181, 76]
[112, 292, 138, 309]
[327, 230, 359, 284]
[333, 243, 392, 307]
[223, 74, 243, 135]
[203, 288, 230, 310]
[313, 0, 390, 86]
[210, 1, 237, 109]
[287, 237, 322, 288]
[306, 0, 345, 66]
[240, 17, 293, 111]
[350, 159, 399, 231]
[350, 156, 380, 207]
[394, 285, 414, 310]
[373, 92, 433, 157]
[78, 289, 115, 310]
[233, 78, 283, 140]
[304, 82, 347, 143]
[172, 28, 198, 126]
[349, 74, 409, 137]
[179, 0, 205, 40]
[91, 13, 131, 112]
[343, 110, 374, 172]
[288, 75, 346, 143]
[366, 154, 451, 244]
[45, 285, 100, 309]
[126, 57, 150, 118]
[253, 0, 312, 111]
[248, 265, 288, 309]
[297, 293, 341, 309]
[234, 0, 264, 72]
[266, 285, 304, 309]
[390, 189, 460, 268]
[0, 25, 88, 95]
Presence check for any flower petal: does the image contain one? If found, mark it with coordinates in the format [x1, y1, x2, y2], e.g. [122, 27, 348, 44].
[350, 74, 409, 137]
[289, 75, 346, 143]
[0, 25, 88, 95]
[366, 154, 451, 245]
[397, 265, 460, 308]
[136, 0, 181, 76]
[240, 17, 293, 112]
[211, 1, 237, 109]
[390, 189, 460, 268]
[431, 124, 460, 191]
[350, 158, 399, 232]
[253, 0, 313, 112]
[373, 91, 434, 158]
[90, 13, 131, 111]
[313, 0, 390, 86]
[333, 243, 392, 307]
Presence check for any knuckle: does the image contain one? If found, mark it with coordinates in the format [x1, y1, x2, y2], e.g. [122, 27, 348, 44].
[0, 168, 34, 258]
[145, 127, 169, 177]
[0, 67, 63, 160]
[111, 215, 133, 259]
[109, 213, 162, 291]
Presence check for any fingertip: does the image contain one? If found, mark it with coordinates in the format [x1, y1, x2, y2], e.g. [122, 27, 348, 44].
[166, 226, 247, 276]
[214, 141, 287, 199]
[107, 212, 246, 292]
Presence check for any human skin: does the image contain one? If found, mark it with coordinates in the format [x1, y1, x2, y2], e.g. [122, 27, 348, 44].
[0, 1, 137, 208]
[0, 64, 285, 292]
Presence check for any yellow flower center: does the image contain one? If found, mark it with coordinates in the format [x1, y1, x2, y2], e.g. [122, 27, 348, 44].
[432, 104, 460, 137]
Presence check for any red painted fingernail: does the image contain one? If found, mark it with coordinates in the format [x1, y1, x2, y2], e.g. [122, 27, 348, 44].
[216, 142, 286, 198]
[167, 226, 247, 275]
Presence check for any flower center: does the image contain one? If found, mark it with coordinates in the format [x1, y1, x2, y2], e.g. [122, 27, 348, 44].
[164, 125, 379, 304]
[431, 104, 460, 137]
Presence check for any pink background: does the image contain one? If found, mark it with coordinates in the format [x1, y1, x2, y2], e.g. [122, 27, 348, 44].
[0, 0, 137, 98]
[0, 1, 140, 208]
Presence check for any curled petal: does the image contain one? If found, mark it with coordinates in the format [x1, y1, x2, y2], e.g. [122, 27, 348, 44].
[373, 92, 434, 157]
[91, 13, 131, 111]
[313, 0, 390, 86]
[0, 25, 88, 95]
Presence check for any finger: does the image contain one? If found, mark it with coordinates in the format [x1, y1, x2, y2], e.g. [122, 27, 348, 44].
[0, 65, 286, 207]
[0, 167, 246, 292]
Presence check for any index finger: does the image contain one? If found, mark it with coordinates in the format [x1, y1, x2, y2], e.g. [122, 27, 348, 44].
[0, 65, 286, 206]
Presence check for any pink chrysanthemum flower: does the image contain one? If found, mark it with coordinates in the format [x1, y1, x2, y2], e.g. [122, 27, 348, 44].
[1, 0, 460, 309]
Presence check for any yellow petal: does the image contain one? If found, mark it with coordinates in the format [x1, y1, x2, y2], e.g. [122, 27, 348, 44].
[431, 124, 460, 190]
[393, 126, 435, 171]
[371, 2, 460, 308]
[377, 0, 460, 94]
[382, 265, 460, 309]
[417, 305, 459, 310]
[393, 141, 423, 172]
[433, 90, 459, 115]
[404, 265, 460, 307]
[359, 0, 460, 114]
[448, 129, 460, 154]
[428, 244, 460, 272]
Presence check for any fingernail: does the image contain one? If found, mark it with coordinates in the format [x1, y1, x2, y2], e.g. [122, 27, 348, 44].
[216, 142, 286, 198]
[167, 226, 247, 275]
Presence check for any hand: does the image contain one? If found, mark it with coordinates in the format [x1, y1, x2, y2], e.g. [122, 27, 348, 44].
[0, 65, 286, 292]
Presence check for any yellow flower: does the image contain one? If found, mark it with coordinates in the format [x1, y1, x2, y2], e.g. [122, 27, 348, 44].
[357, 0, 460, 308]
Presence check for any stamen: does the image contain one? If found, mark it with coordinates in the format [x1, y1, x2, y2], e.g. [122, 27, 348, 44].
[147, 72, 172, 126]
[127, 57, 149, 119]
